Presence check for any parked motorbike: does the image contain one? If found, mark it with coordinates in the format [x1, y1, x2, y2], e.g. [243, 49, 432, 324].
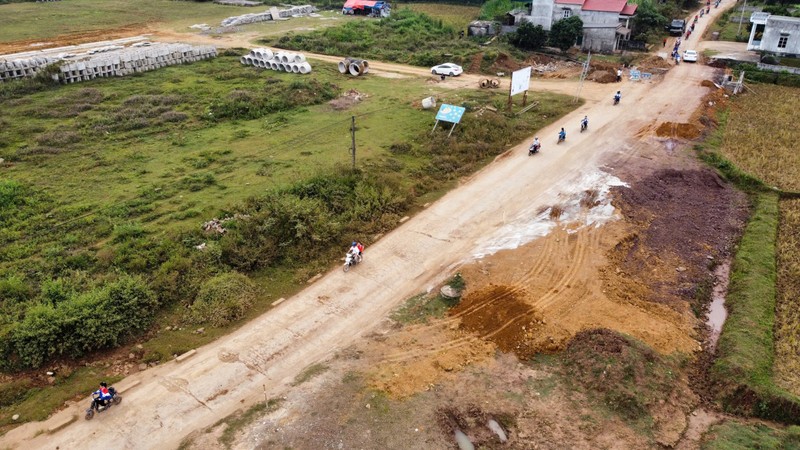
[528, 143, 541, 156]
[343, 251, 362, 272]
[85, 387, 122, 420]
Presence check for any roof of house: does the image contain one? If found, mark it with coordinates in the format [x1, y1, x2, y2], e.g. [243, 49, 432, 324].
[554, 0, 585, 5]
[620, 3, 638, 15]
[581, 0, 636, 14]
[343, 0, 384, 9]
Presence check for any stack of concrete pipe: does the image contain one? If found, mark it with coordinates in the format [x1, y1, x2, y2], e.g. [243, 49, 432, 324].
[221, 5, 315, 27]
[338, 58, 369, 76]
[240, 47, 311, 74]
[0, 56, 58, 82]
[56, 43, 217, 84]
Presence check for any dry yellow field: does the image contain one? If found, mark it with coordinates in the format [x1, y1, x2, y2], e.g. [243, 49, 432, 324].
[775, 198, 800, 395]
[399, 3, 480, 30]
[720, 85, 800, 192]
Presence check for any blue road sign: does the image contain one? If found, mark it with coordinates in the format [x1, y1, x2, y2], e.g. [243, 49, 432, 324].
[435, 104, 466, 124]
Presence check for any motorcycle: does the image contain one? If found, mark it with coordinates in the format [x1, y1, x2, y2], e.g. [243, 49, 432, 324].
[343, 251, 362, 272]
[528, 143, 541, 156]
[580, 121, 588, 132]
[613, 95, 620, 105]
[85, 387, 122, 420]
[557, 133, 566, 144]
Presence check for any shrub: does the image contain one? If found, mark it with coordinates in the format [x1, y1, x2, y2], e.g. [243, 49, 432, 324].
[188, 272, 256, 326]
[549, 16, 583, 51]
[508, 22, 548, 51]
[2, 275, 156, 370]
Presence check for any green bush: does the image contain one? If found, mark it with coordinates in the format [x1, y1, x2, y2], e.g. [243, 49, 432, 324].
[0, 274, 33, 303]
[188, 272, 256, 327]
[508, 22, 548, 51]
[1, 275, 157, 370]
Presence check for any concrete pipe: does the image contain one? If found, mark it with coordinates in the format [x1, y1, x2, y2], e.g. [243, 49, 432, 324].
[421, 96, 436, 109]
[360, 60, 369, 74]
[270, 60, 280, 70]
[491, 79, 500, 87]
[294, 54, 307, 63]
[298, 62, 312, 74]
[337, 59, 351, 74]
[348, 60, 366, 76]
[240, 56, 249, 65]
[255, 48, 273, 60]
[290, 63, 300, 73]
[279, 52, 293, 64]
[480, 79, 489, 88]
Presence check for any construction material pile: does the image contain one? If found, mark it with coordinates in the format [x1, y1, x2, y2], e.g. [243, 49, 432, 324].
[221, 4, 315, 27]
[241, 48, 311, 74]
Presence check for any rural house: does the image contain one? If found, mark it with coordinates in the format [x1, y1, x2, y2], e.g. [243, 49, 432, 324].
[341, 0, 391, 17]
[747, 12, 800, 56]
[523, 0, 638, 52]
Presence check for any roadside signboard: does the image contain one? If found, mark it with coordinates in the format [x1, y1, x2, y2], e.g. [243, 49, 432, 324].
[510, 66, 532, 96]
[432, 103, 466, 136]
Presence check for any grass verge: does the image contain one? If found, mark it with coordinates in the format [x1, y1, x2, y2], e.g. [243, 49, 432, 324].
[701, 420, 800, 449]
[391, 273, 464, 324]
[697, 93, 800, 423]
[774, 198, 800, 395]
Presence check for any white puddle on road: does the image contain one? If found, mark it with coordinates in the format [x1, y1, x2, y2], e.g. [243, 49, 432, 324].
[471, 170, 628, 259]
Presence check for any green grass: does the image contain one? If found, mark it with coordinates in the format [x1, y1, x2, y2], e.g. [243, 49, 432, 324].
[705, 1, 751, 42]
[0, 367, 122, 433]
[0, 0, 238, 42]
[702, 420, 800, 450]
[391, 273, 464, 324]
[291, 363, 329, 386]
[400, 3, 480, 30]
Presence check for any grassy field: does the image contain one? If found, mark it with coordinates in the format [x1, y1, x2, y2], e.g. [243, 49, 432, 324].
[0, 49, 578, 426]
[398, 2, 481, 30]
[705, 1, 750, 42]
[775, 198, 800, 396]
[717, 85, 800, 192]
[0, 0, 240, 42]
[702, 420, 800, 449]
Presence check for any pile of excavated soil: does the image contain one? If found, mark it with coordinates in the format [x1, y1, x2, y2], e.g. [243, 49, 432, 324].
[610, 168, 749, 311]
[655, 122, 702, 139]
[328, 89, 366, 110]
[638, 55, 673, 70]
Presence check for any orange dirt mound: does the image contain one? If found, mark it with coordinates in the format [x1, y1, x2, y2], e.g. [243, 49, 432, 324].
[451, 284, 543, 358]
[700, 80, 717, 88]
[655, 122, 701, 139]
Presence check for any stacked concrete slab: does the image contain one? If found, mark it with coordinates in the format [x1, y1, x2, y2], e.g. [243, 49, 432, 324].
[221, 5, 315, 27]
[240, 47, 312, 74]
[0, 56, 58, 82]
[1, 42, 217, 84]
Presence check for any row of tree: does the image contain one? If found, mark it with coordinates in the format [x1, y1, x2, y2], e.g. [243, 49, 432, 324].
[508, 17, 584, 52]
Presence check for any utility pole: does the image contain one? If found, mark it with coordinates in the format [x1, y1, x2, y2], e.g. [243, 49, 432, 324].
[350, 115, 356, 170]
[737, 0, 748, 36]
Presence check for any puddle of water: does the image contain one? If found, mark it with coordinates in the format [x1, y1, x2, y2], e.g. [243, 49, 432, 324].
[707, 261, 730, 348]
[454, 429, 475, 450]
[471, 170, 628, 259]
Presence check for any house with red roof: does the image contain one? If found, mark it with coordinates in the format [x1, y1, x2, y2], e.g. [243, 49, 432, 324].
[525, 0, 637, 52]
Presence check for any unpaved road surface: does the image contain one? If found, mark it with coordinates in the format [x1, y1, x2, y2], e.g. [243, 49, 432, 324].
[0, 3, 734, 448]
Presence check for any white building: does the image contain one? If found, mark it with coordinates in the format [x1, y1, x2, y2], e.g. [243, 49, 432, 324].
[522, 0, 638, 52]
[747, 13, 800, 56]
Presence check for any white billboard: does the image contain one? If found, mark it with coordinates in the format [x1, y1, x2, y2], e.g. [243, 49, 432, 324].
[510, 66, 532, 97]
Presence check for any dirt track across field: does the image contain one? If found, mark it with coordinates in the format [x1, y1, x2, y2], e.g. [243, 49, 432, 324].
[0, 2, 741, 448]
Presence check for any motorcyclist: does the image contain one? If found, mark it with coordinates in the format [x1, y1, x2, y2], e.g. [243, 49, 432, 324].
[93, 382, 112, 410]
[348, 241, 362, 263]
[580, 116, 588, 130]
[614, 91, 621, 104]
[530, 137, 541, 153]
[558, 128, 566, 142]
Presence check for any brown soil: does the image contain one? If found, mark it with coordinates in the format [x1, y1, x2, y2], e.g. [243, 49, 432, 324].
[328, 89, 367, 111]
[655, 122, 702, 139]
[0, 25, 148, 54]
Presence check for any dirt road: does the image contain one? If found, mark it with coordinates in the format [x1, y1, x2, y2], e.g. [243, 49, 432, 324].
[0, 3, 733, 448]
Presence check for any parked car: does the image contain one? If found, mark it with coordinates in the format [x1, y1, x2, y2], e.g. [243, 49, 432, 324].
[431, 63, 463, 77]
[668, 19, 686, 36]
[683, 50, 698, 62]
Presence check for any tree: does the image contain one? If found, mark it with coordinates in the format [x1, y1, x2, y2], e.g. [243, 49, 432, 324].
[632, 0, 668, 42]
[509, 21, 548, 50]
[549, 16, 583, 51]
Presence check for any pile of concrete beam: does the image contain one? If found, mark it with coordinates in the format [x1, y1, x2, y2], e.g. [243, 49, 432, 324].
[0, 56, 58, 82]
[240, 48, 311, 74]
[221, 5, 315, 27]
[58, 43, 217, 83]
[1, 43, 217, 84]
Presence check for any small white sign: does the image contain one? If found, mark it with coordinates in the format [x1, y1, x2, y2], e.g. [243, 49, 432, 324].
[510, 66, 532, 97]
